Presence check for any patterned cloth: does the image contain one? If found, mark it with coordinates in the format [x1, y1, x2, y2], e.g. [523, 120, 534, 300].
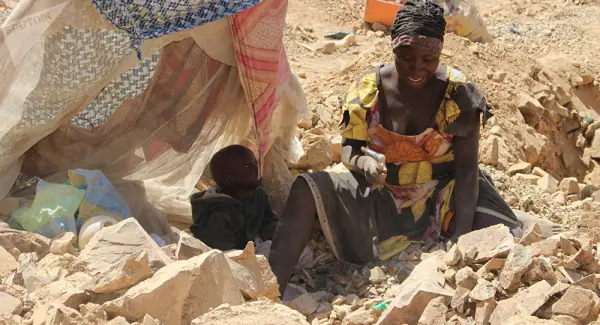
[342, 66, 486, 244]
[91, 0, 262, 56]
[299, 66, 515, 263]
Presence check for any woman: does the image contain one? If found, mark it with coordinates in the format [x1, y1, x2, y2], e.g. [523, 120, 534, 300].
[269, 0, 530, 294]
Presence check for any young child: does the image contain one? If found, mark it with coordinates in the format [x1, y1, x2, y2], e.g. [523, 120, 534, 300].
[190, 145, 278, 251]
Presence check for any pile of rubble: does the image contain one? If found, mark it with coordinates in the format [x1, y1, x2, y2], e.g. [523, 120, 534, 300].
[375, 224, 600, 325]
[0, 218, 310, 325]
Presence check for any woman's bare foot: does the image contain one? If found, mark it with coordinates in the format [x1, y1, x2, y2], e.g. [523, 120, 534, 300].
[513, 210, 564, 238]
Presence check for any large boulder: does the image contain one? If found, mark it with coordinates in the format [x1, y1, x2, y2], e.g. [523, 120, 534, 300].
[103, 250, 244, 325]
[80, 218, 172, 273]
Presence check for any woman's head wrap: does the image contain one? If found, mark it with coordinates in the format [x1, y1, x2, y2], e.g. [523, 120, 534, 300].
[391, 0, 446, 54]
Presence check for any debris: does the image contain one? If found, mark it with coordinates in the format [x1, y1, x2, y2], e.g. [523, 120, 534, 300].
[369, 266, 386, 284]
[190, 300, 310, 325]
[489, 280, 552, 324]
[417, 297, 448, 325]
[342, 307, 378, 325]
[551, 286, 598, 321]
[49, 232, 77, 256]
[475, 299, 497, 325]
[175, 235, 210, 260]
[519, 224, 542, 246]
[289, 293, 319, 316]
[456, 225, 515, 263]
[455, 267, 479, 290]
[0, 292, 22, 317]
[559, 178, 580, 195]
[469, 279, 497, 302]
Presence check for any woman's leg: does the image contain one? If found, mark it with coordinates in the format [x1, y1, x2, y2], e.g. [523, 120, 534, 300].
[269, 177, 317, 296]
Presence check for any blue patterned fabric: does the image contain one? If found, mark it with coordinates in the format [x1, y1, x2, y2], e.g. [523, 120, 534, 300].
[91, 0, 262, 57]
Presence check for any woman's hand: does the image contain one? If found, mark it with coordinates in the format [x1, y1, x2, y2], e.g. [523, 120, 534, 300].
[362, 157, 387, 185]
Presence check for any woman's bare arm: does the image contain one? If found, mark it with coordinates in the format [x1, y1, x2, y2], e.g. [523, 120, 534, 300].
[451, 112, 481, 239]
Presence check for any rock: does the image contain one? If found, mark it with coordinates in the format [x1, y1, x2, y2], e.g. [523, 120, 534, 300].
[480, 136, 499, 165]
[333, 305, 352, 319]
[0, 292, 22, 317]
[492, 71, 507, 83]
[455, 267, 479, 290]
[107, 316, 131, 325]
[444, 268, 457, 284]
[559, 178, 580, 195]
[298, 120, 312, 129]
[371, 23, 388, 33]
[314, 302, 333, 320]
[475, 299, 497, 325]
[589, 130, 600, 160]
[104, 250, 244, 324]
[566, 194, 579, 204]
[80, 218, 172, 273]
[342, 308, 378, 325]
[369, 266, 386, 284]
[345, 294, 360, 306]
[289, 293, 319, 316]
[531, 237, 560, 257]
[375, 30, 385, 37]
[560, 237, 578, 256]
[331, 135, 343, 163]
[321, 42, 336, 54]
[469, 279, 496, 302]
[31, 272, 92, 310]
[191, 300, 310, 325]
[0, 229, 50, 259]
[550, 315, 581, 325]
[175, 236, 210, 261]
[483, 258, 506, 271]
[12, 252, 53, 292]
[516, 93, 545, 126]
[140, 314, 161, 325]
[49, 232, 77, 256]
[504, 314, 562, 324]
[298, 134, 333, 171]
[0, 245, 17, 277]
[499, 244, 533, 291]
[450, 286, 470, 314]
[457, 225, 515, 263]
[508, 163, 533, 176]
[162, 243, 177, 260]
[86, 250, 152, 294]
[225, 242, 279, 300]
[41, 304, 83, 325]
[553, 191, 568, 205]
[514, 174, 541, 185]
[523, 257, 556, 283]
[519, 224, 542, 246]
[489, 280, 552, 325]
[80, 303, 108, 324]
[444, 244, 461, 266]
[537, 174, 559, 194]
[417, 297, 448, 325]
[377, 252, 454, 325]
[551, 286, 598, 321]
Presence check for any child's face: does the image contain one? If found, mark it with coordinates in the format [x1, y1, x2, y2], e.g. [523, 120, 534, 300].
[231, 151, 260, 190]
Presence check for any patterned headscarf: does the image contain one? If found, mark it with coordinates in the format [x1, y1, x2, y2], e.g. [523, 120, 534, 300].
[391, 0, 446, 54]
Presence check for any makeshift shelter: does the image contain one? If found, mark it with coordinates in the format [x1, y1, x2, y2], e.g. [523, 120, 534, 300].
[0, 0, 306, 236]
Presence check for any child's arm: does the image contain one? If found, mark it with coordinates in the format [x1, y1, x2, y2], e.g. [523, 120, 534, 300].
[190, 210, 241, 251]
[257, 189, 278, 241]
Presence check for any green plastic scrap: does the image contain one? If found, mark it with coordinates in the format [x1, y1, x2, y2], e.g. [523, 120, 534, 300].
[370, 301, 390, 311]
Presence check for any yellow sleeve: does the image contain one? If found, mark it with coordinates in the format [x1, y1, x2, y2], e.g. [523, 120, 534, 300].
[340, 73, 378, 141]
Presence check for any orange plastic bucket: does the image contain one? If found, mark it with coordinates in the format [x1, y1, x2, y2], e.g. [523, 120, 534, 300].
[364, 0, 407, 27]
